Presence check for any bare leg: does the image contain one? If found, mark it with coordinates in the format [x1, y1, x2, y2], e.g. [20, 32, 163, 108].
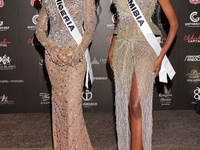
[128, 107, 131, 128]
[128, 71, 143, 150]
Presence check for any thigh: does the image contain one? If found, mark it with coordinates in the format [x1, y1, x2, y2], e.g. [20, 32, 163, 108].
[129, 71, 140, 106]
[129, 71, 142, 118]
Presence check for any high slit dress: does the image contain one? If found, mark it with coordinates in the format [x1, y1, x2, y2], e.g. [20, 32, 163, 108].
[112, 0, 161, 150]
[35, 0, 95, 149]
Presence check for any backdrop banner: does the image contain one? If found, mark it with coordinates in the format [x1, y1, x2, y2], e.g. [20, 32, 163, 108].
[0, 0, 199, 113]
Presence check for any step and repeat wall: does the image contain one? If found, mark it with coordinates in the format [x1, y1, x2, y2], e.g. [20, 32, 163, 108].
[0, 0, 199, 113]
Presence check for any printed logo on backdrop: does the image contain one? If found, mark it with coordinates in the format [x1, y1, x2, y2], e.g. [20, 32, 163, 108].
[27, 37, 41, 46]
[28, 14, 39, 30]
[186, 69, 200, 82]
[185, 11, 200, 27]
[91, 57, 108, 81]
[39, 59, 44, 66]
[0, 38, 11, 47]
[192, 87, 200, 104]
[91, 57, 109, 65]
[159, 36, 167, 44]
[91, 57, 100, 65]
[106, 36, 113, 43]
[107, 13, 117, 29]
[82, 90, 98, 108]
[0, 0, 4, 8]
[0, 80, 24, 84]
[107, 0, 117, 29]
[184, 55, 200, 61]
[190, 0, 200, 4]
[0, 17, 10, 31]
[93, 77, 107, 80]
[39, 93, 50, 104]
[0, 95, 14, 106]
[31, 0, 42, 7]
[100, 58, 109, 64]
[0, 54, 16, 70]
[158, 85, 172, 106]
[184, 34, 200, 43]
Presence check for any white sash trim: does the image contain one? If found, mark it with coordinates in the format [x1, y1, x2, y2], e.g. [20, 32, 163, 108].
[55, 0, 93, 87]
[85, 48, 94, 87]
[127, 0, 175, 83]
[56, 0, 82, 44]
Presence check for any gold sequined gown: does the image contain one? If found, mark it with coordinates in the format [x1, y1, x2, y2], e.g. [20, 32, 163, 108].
[35, 0, 95, 149]
[112, 0, 161, 150]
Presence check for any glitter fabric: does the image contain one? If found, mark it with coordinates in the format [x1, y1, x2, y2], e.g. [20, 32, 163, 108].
[112, 0, 161, 150]
[35, 0, 95, 149]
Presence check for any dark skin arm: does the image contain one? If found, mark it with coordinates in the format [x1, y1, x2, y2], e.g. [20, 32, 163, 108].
[109, 0, 179, 79]
[108, 13, 118, 71]
[153, 0, 179, 78]
[108, 34, 116, 71]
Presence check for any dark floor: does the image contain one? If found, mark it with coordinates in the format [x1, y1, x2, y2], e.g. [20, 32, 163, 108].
[0, 110, 200, 150]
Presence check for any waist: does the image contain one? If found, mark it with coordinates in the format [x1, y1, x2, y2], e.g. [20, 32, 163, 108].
[117, 33, 146, 43]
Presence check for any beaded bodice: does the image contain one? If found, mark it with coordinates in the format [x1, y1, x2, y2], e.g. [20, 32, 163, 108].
[35, 1, 95, 149]
[35, 0, 95, 65]
[113, 0, 161, 39]
[44, 0, 84, 48]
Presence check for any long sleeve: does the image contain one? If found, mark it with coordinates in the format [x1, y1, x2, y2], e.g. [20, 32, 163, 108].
[35, 3, 53, 52]
[35, 0, 96, 66]
[59, 0, 96, 66]
[75, 0, 95, 55]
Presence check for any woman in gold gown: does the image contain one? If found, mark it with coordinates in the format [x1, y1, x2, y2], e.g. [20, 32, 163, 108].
[35, 0, 96, 149]
[109, 0, 178, 149]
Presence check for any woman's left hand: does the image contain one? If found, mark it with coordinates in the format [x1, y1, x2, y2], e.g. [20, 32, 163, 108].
[153, 57, 162, 79]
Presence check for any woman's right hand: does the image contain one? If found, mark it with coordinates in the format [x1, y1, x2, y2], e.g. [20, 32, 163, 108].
[51, 46, 65, 66]
[50, 40, 80, 66]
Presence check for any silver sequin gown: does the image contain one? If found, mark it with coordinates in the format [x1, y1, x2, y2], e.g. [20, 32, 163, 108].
[35, 0, 95, 149]
[112, 0, 161, 150]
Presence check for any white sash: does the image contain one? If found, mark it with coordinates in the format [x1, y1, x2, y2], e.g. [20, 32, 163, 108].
[56, 0, 82, 44]
[127, 0, 175, 83]
[55, 0, 93, 87]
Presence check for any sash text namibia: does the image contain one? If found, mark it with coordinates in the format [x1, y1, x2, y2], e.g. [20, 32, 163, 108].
[127, 0, 144, 26]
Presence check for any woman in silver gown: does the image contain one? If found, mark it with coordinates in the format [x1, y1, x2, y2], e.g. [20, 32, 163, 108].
[35, 0, 96, 149]
[109, 0, 178, 149]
